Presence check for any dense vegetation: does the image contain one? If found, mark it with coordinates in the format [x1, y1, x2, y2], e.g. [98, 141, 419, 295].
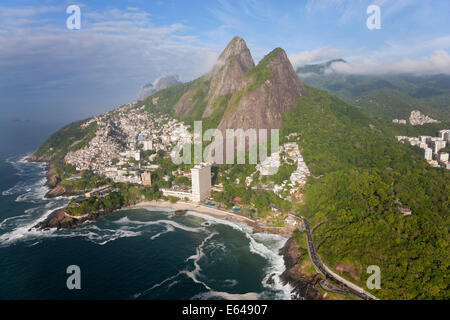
[34, 121, 97, 159]
[386, 121, 450, 138]
[299, 72, 450, 122]
[32, 51, 449, 300]
[33, 120, 98, 178]
[211, 161, 292, 215]
[283, 86, 449, 299]
[61, 170, 109, 192]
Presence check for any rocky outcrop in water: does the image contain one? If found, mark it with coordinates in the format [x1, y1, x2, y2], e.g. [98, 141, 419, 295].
[27, 157, 83, 199]
[34, 209, 79, 230]
[26, 154, 53, 163]
[34, 208, 114, 230]
[279, 237, 325, 300]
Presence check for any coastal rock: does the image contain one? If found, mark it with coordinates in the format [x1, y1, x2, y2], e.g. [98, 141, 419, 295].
[26, 154, 53, 163]
[34, 207, 114, 230]
[27, 160, 83, 199]
[279, 237, 301, 269]
[279, 237, 324, 300]
[45, 165, 60, 189]
[45, 185, 67, 198]
[35, 209, 79, 230]
[27, 156, 69, 198]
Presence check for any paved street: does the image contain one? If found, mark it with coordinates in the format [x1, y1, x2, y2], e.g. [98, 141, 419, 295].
[298, 215, 379, 300]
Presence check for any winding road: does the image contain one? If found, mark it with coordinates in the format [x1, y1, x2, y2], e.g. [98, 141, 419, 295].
[299, 215, 379, 300]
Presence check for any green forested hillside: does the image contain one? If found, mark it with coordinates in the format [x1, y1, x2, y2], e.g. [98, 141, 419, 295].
[298, 71, 450, 122]
[34, 120, 97, 160]
[282, 87, 449, 299]
[31, 53, 449, 300]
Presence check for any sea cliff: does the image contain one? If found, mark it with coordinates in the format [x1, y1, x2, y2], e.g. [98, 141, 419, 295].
[279, 237, 326, 300]
[27, 156, 84, 199]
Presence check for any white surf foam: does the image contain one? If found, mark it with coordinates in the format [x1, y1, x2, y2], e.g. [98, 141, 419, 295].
[192, 290, 260, 300]
[0, 213, 32, 229]
[223, 279, 238, 287]
[150, 223, 175, 240]
[185, 210, 293, 300]
[132, 272, 183, 299]
[114, 216, 204, 234]
[14, 182, 48, 203]
[0, 205, 65, 245]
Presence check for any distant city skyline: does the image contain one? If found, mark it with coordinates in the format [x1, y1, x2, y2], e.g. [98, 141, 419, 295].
[1, 0, 450, 123]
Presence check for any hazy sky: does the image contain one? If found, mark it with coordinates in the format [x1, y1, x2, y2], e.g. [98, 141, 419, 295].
[1, 0, 449, 123]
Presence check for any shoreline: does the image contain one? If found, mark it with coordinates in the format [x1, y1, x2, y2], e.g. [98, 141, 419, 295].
[129, 200, 296, 236]
[26, 156, 324, 300]
[26, 155, 297, 236]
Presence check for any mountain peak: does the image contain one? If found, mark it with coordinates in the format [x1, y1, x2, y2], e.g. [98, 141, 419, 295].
[218, 36, 249, 61]
[173, 37, 306, 136]
[217, 45, 306, 133]
[201, 37, 255, 117]
[138, 74, 181, 100]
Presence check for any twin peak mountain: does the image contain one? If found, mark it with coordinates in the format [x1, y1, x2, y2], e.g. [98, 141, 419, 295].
[151, 36, 306, 132]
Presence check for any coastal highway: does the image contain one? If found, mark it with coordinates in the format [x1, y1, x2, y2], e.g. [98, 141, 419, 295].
[298, 215, 379, 300]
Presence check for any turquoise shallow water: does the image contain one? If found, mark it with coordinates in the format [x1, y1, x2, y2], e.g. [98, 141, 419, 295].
[0, 154, 292, 300]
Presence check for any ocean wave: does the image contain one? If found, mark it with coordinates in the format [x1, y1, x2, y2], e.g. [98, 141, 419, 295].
[182, 232, 218, 291]
[0, 213, 32, 229]
[114, 216, 204, 234]
[192, 290, 260, 300]
[132, 231, 218, 299]
[14, 183, 48, 203]
[132, 271, 183, 299]
[150, 223, 175, 240]
[0, 208, 196, 247]
[245, 233, 293, 300]
[0, 205, 64, 246]
[185, 210, 293, 300]
[2, 177, 47, 198]
[223, 279, 238, 287]
[5, 154, 46, 177]
[186, 211, 251, 233]
[2, 154, 48, 200]
[143, 207, 175, 213]
[24, 207, 40, 214]
[88, 227, 143, 246]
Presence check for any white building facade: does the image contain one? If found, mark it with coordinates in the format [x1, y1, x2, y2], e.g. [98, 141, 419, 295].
[191, 164, 212, 203]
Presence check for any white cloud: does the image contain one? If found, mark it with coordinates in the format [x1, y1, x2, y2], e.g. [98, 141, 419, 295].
[0, 6, 220, 120]
[289, 47, 347, 68]
[326, 50, 450, 75]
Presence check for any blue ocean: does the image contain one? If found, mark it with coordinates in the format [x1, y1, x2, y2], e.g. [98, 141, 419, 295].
[0, 120, 291, 300]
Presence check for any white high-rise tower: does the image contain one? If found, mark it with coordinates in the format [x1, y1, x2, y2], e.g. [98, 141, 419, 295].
[191, 163, 211, 203]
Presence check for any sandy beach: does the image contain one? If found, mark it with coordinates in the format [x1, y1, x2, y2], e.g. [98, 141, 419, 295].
[130, 200, 296, 236]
